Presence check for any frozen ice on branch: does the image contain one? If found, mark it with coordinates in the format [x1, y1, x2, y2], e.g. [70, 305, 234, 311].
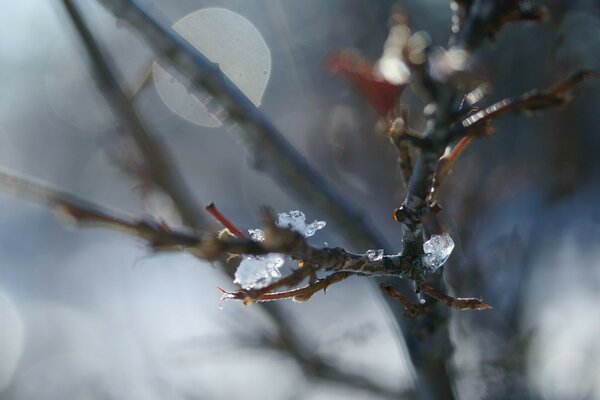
[422, 232, 455, 273]
[276, 210, 326, 237]
[234, 211, 325, 289]
[366, 249, 384, 262]
[234, 254, 284, 290]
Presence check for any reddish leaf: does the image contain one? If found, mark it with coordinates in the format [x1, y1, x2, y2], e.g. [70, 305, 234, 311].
[328, 50, 406, 116]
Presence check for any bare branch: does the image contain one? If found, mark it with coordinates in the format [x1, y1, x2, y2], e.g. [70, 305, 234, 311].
[388, 109, 417, 187]
[418, 283, 491, 311]
[452, 0, 549, 49]
[434, 134, 475, 187]
[380, 284, 429, 318]
[221, 272, 355, 304]
[205, 202, 248, 239]
[94, 0, 390, 253]
[449, 70, 598, 143]
[62, 0, 206, 229]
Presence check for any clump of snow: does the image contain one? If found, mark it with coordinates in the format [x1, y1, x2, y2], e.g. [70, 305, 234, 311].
[234, 254, 284, 290]
[422, 232, 455, 272]
[276, 210, 326, 237]
[366, 249, 384, 262]
[247, 228, 265, 242]
[234, 210, 325, 290]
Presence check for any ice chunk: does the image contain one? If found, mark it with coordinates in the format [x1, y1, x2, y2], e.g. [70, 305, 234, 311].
[233, 210, 325, 289]
[422, 232, 455, 272]
[234, 254, 284, 289]
[277, 210, 326, 237]
[366, 249, 384, 262]
[248, 228, 265, 242]
[234, 227, 283, 289]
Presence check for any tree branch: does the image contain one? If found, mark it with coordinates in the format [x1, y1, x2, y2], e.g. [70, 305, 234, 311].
[449, 69, 598, 143]
[94, 0, 390, 253]
[62, 0, 207, 229]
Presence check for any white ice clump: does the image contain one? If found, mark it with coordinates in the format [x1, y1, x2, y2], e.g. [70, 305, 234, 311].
[248, 228, 265, 242]
[276, 210, 326, 237]
[234, 254, 284, 290]
[234, 211, 326, 289]
[234, 227, 284, 290]
[366, 249, 384, 262]
[422, 232, 455, 272]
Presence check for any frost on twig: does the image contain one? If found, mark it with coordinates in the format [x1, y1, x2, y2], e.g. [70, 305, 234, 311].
[421, 232, 455, 273]
[233, 211, 325, 290]
[276, 210, 326, 237]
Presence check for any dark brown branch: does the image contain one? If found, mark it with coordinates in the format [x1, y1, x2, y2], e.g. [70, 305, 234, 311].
[449, 69, 598, 143]
[381, 284, 430, 318]
[388, 109, 416, 187]
[0, 168, 416, 281]
[434, 134, 475, 187]
[221, 272, 355, 304]
[418, 283, 491, 311]
[453, 0, 549, 50]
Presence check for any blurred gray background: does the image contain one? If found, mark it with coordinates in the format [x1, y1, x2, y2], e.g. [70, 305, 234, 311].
[1, 0, 600, 399]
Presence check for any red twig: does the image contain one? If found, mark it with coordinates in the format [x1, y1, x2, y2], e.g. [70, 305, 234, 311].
[205, 202, 248, 239]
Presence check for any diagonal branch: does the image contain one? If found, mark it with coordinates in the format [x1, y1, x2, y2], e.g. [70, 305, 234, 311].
[93, 0, 390, 253]
[62, 0, 206, 229]
[380, 284, 429, 318]
[57, 4, 414, 398]
[417, 283, 491, 311]
[449, 69, 598, 143]
[221, 272, 356, 304]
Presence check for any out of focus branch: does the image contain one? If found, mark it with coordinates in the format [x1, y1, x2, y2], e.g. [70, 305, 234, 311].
[0, 166, 414, 398]
[449, 70, 598, 143]
[92, 0, 390, 253]
[452, 0, 549, 49]
[62, 0, 206, 229]
[0, 168, 415, 278]
[58, 3, 416, 398]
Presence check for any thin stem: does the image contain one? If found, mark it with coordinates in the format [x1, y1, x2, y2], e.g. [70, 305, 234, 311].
[205, 202, 248, 239]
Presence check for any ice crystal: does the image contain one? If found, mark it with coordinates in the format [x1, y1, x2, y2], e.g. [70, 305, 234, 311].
[248, 228, 265, 242]
[233, 211, 326, 289]
[366, 249, 384, 262]
[234, 254, 284, 289]
[422, 232, 455, 272]
[276, 210, 326, 237]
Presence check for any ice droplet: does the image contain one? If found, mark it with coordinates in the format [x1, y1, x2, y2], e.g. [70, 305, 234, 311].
[277, 210, 326, 237]
[422, 232, 455, 272]
[234, 254, 284, 289]
[366, 249, 384, 262]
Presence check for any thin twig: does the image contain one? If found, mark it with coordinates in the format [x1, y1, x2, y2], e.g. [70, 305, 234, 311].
[205, 202, 248, 239]
[435, 134, 475, 186]
[418, 283, 491, 311]
[221, 272, 355, 304]
[380, 284, 429, 318]
[449, 69, 598, 143]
